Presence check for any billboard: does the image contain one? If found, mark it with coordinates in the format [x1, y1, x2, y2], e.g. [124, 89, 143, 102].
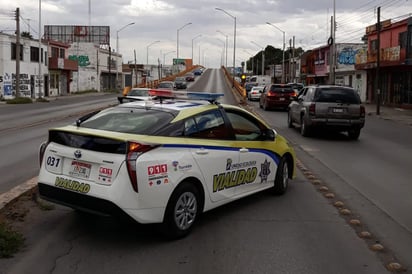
[44, 25, 110, 45]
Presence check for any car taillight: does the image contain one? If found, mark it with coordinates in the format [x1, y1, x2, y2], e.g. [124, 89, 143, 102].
[360, 105, 365, 117]
[126, 141, 156, 192]
[309, 103, 316, 115]
[39, 142, 49, 167]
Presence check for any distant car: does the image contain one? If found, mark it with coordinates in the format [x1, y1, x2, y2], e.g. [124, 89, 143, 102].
[118, 88, 155, 103]
[245, 82, 257, 93]
[157, 81, 175, 90]
[287, 83, 304, 92]
[287, 85, 365, 139]
[259, 84, 297, 110]
[174, 77, 187, 89]
[185, 73, 195, 82]
[193, 69, 202, 76]
[248, 86, 264, 101]
[37, 90, 296, 239]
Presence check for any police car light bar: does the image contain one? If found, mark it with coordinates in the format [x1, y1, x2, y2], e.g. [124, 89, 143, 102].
[149, 89, 224, 102]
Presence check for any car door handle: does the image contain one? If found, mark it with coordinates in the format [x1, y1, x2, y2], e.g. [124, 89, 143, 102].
[239, 148, 249, 153]
[195, 148, 209, 155]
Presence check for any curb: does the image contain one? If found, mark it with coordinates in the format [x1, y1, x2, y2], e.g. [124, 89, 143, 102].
[0, 177, 38, 213]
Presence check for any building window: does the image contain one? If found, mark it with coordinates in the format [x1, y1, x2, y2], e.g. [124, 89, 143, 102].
[408, 26, 412, 59]
[50, 73, 59, 89]
[399, 32, 407, 48]
[59, 48, 65, 58]
[30, 46, 40, 62]
[370, 39, 378, 54]
[11, 43, 24, 61]
[51, 47, 59, 58]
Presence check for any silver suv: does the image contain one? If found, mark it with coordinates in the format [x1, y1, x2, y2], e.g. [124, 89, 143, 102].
[287, 85, 365, 140]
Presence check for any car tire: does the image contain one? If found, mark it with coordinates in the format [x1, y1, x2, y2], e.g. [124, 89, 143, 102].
[273, 157, 289, 195]
[162, 183, 200, 239]
[287, 110, 294, 128]
[348, 128, 361, 140]
[263, 100, 269, 111]
[300, 116, 310, 137]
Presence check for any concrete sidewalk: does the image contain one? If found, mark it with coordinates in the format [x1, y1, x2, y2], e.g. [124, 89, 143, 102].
[364, 103, 412, 127]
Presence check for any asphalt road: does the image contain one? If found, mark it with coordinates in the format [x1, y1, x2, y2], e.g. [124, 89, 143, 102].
[0, 69, 410, 273]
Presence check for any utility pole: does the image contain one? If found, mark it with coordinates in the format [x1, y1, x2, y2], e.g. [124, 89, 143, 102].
[376, 6, 381, 115]
[15, 8, 20, 98]
[109, 46, 111, 90]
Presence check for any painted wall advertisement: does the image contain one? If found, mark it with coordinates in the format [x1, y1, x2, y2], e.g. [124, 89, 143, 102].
[2, 73, 32, 97]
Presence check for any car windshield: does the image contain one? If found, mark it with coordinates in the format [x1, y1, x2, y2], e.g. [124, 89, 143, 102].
[79, 107, 175, 135]
[175, 77, 185, 82]
[314, 88, 361, 104]
[127, 89, 149, 96]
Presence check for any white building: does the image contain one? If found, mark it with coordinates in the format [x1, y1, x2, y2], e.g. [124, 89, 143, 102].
[0, 33, 48, 99]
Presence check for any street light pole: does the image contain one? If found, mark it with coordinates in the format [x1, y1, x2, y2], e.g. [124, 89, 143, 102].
[177, 22, 192, 60]
[146, 40, 160, 65]
[192, 34, 202, 64]
[243, 50, 254, 74]
[266, 22, 285, 83]
[216, 8, 236, 87]
[216, 38, 225, 66]
[217, 30, 228, 68]
[251, 41, 265, 77]
[116, 22, 135, 89]
[163, 50, 175, 65]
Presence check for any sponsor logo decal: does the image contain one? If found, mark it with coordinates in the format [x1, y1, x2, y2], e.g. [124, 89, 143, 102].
[259, 159, 271, 183]
[98, 167, 113, 184]
[213, 159, 258, 192]
[55, 177, 90, 193]
[148, 164, 169, 186]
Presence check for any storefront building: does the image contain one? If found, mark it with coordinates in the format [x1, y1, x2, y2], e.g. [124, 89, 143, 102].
[355, 17, 412, 108]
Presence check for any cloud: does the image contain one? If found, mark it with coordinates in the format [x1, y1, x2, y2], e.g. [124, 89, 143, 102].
[1, 0, 411, 67]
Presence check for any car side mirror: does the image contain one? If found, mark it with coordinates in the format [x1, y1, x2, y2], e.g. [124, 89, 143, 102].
[261, 128, 275, 141]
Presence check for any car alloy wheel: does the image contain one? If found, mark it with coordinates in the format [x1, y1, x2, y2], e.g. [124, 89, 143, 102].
[273, 157, 288, 195]
[174, 191, 197, 230]
[163, 183, 199, 239]
[300, 116, 310, 137]
[287, 111, 294, 128]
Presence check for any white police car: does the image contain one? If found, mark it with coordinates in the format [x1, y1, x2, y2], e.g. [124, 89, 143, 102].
[38, 90, 296, 238]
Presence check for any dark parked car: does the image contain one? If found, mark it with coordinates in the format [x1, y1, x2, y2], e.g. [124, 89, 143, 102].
[287, 85, 365, 139]
[157, 81, 175, 90]
[174, 77, 187, 89]
[193, 69, 202, 76]
[259, 84, 297, 110]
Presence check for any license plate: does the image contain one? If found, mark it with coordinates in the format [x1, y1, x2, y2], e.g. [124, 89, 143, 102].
[279, 97, 285, 101]
[69, 160, 91, 179]
[333, 108, 344, 113]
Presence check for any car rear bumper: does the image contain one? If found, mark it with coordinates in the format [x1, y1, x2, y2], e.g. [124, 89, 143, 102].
[308, 118, 365, 129]
[38, 182, 166, 224]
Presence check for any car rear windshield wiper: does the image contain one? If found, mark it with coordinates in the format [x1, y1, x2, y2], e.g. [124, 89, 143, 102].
[76, 110, 101, 127]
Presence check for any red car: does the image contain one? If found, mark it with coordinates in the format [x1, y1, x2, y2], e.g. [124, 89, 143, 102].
[259, 84, 297, 110]
[185, 73, 195, 82]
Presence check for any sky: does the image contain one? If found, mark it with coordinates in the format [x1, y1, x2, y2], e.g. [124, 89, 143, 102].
[0, 0, 411, 68]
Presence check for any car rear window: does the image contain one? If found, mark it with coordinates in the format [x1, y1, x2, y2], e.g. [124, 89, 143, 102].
[127, 89, 149, 96]
[270, 85, 294, 93]
[79, 107, 176, 135]
[314, 88, 361, 104]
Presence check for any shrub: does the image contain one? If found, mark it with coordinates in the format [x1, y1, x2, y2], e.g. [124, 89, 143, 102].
[6, 97, 33, 104]
[0, 223, 24, 258]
